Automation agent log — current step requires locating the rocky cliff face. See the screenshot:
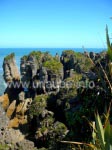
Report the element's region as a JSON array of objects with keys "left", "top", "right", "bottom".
[
  {"left": 3, "top": 53, "right": 20, "bottom": 83},
  {"left": 61, "top": 50, "right": 93, "bottom": 78},
  {"left": 3, "top": 50, "right": 94, "bottom": 96},
  {"left": 20, "top": 51, "right": 64, "bottom": 95},
  {"left": 1, "top": 49, "right": 107, "bottom": 150},
  {"left": 0, "top": 103, "right": 36, "bottom": 150}
]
